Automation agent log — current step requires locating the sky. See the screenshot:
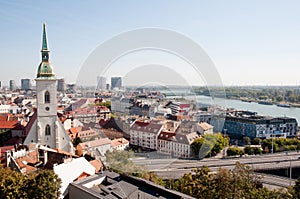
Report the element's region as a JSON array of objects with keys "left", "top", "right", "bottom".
[{"left": 1, "top": 0, "right": 300, "bottom": 87}]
